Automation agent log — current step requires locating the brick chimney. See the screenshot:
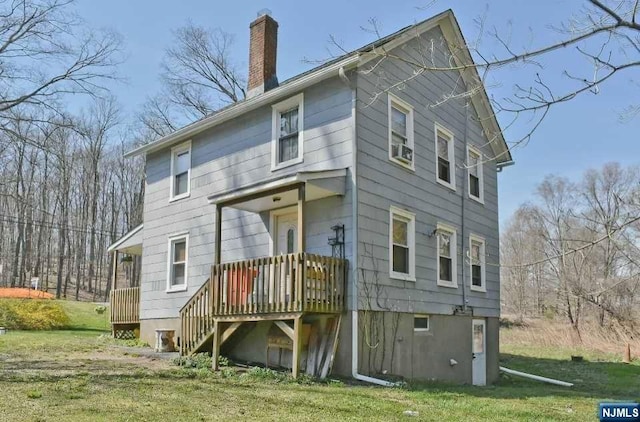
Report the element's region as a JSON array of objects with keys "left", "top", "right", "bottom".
[{"left": 247, "top": 10, "right": 278, "bottom": 98}]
